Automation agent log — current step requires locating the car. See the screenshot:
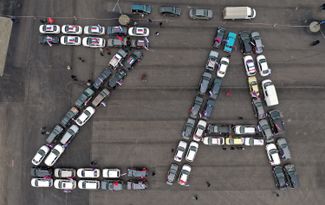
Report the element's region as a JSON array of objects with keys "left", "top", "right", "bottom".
[
  {"left": 107, "top": 26, "right": 128, "bottom": 35},
  {"left": 54, "top": 168, "right": 76, "bottom": 178},
  {"left": 101, "top": 180, "right": 124, "bottom": 191},
  {"left": 39, "top": 24, "right": 60, "bottom": 34},
  {"left": 239, "top": 31, "right": 252, "bottom": 54},
  {"left": 60, "top": 107, "right": 79, "bottom": 128},
  {"left": 131, "top": 4, "right": 152, "bottom": 15},
  {"left": 247, "top": 76, "right": 260, "bottom": 98},
  {"left": 74, "top": 87, "right": 95, "bottom": 109},
  {"left": 75, "top": 106, "right": 95, "bottom": 126},
  {"left": 244, "top": 137, "right": 264, "bottom": 146},
  {"left": 61, "top": 25, "right": 82, "bottom": 35},
  {"left": 213, "top": 27, "right": 226, "bottom": 48},
  {"left": 124, "top": 50, "right": 143, "bottom": 70},
  {"left": 174, "top": 140, "right": 187, "bottom": 162},
  {"left": 84, "top": 25, "right": 105, "bottom": 35},
  {"left": 189, "top": 8, "right": 213, "bottom": 20},
  {"left": 78, "top": 180, "right": 100, "bottom": 190},
  {"left": 44, "top": 144, "right": 65, "bottom": 167},
  {"left": 109, "top": 49, "right": 128, "bottom": 68},
  {"left": 46, "top": 124, "right": 64, "bottom": 144},
  {"left": 202, "top": 136, "right": 225, "bottom": 145},
  {"left": 273, "top": 166, "right": 287, "bottom": 190},
  {"left": 31, "top": 178, "right": 53, "bottom": 188},
  {"left": 206, "top": 124, "right": 231, "bottom": 135},
  {"left": 185, "top": 141, "right": 199, "bottom": 162},
  {"left": 159, "top": 6, "right": 181, "bottom": 16},
  {"left": 225, "top": 137, "right": 244, "bottom": 145},
  {"left": 60, "top": 124, "right": 79, "bottom": 145},
  {"left": 224, "top": 32, "right": 237, "bottom": 53},
  {"left": 130, "top": 38, "right": 149, "bottom": 49},
  {"left": 243, "top": 55, "right": 257, "bottom": 76},
  {"left": 189, "top": 95, "right": 204, "bottom": 119},
  {"left": 102, "top": 168, "right": 121, "bottom": 178},
  {"left": 251, "top": 31, "right": 264, "bottom": 54},
  {"left": 217, "top": 57, "right": 229, "bottom": 78},
  {"left": 193, "top": 119, "right": 207, "bottom": 142},
  {"left": 178, "top": 164, "right": 191, "bottom": 186},
  {"left": 31, "top": 167, "right": 53, "bottom": 177},
  {"left": 166, "top": 163, "right": 179, "bottom": 186},
  {"left": 261, "top": 79, "right": 279, "bottom": 107},
  {"left": 252, "top": 98, "right": 266, "bottom": 120},
  {"left": 209, "top": 78, "right": 222, "bottom": 99},
  {"left": 199, "top": 72, "right": 212, "bottom": 94},
  {"left": 92, "top": 68, "right": 113, "bottom": 90},
  {"left": 91, "top": 88, "right": 110, "bottom": 107},
  {"left": 258, "top": 119, "right": 274, "bottom": 143},
  {"left": 266, "top": 143, "right": 281, "bottom": 166},
  {"left": 256, "top": 55, "right": 271, "bottom": 77},
  {"left": 77, "top": 168, "right": 100, "bottom": 178},
  {"left": 107, "top": 37, "right": 127, "bottom": 47},
  {"left": 276, "top": 137, "right": 291, "bottom": 160},
  {"left": 107, "top": 68, "right": 127, "bottom": 89},
  {"left": 54, "top": 179, "right": 77, "bottom": 190},
  {"left": 202, "top": 98, "right": 216, "bottom": 119},
  {"left": 267, "top": 110, "right": 285, "bottom": 134},
  {"left": 206, "top": 50, "right": 219, "bottom": 71},
  {"left": 233, "top": 125, "right": 256, "bottom": 135},
  {"left": 181, "top": 117, "right": 196, "bottom": 140},
  {"left": 32, "top": 145, "right": 50, "bottom": 165},
  {"left": 60, "top": 36, "right": 81, "bottom": 46},
  {"left": 128, "top": 27, "right": 150, "bottom": 37},
  {"left": 127, "top": 167, "right": 149, "bottom": 178},
  {"left": 126, "top": 179, "right": 148, "bottom": 190},
  {"left": 39, "top": 35, "right": 60, "bottom": 45},
  {"left": 82, "top": 37, "right": 106, "bottom": 48},
  {"left": 283, "top": 164, "right": 299, "bottom": 188}
]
